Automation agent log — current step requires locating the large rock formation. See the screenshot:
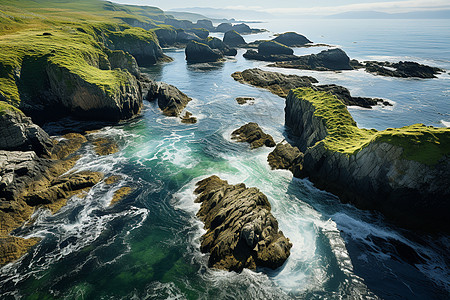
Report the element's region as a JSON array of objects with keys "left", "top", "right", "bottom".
[
  {"left": 153, "top": 27, "right": 178, "bottom": 47},
  {"left": 175, "top": 29, "right": 202, "bottom": 43},
  {"left": 223, "top": 30, "right": 246, "bottom": 47},
  {"left": 146, "top": 82, "right": 192, "bottom": 117},
  {"left": 194, "top": 176, "right": 292, "bottom": 271},
  {"left": 273, "top": 32, "right": 312, "bottom": 47},
  {"left": 207, "top": 37, "right": 237, "bottom": 56},
  {"left": 0, "top": 104, "right": 52, "bottom": 156},
  {"left": 271, "top": 48, "right": 352, "bottom": 71},
  {"left": 231, "top": 123, "right": 276, "bottom": 149},
  {"left": 187, "top": 28, "right": 209, "bottom": 40},
  {"left": 185, "top": 40, "right": 224, "bottom": 63},
  {"left": 285, "top": 88, "right": 450, "bottom": 232},
  {"left": 231, "top": 68, "right": 389, "bottom": 108}
]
